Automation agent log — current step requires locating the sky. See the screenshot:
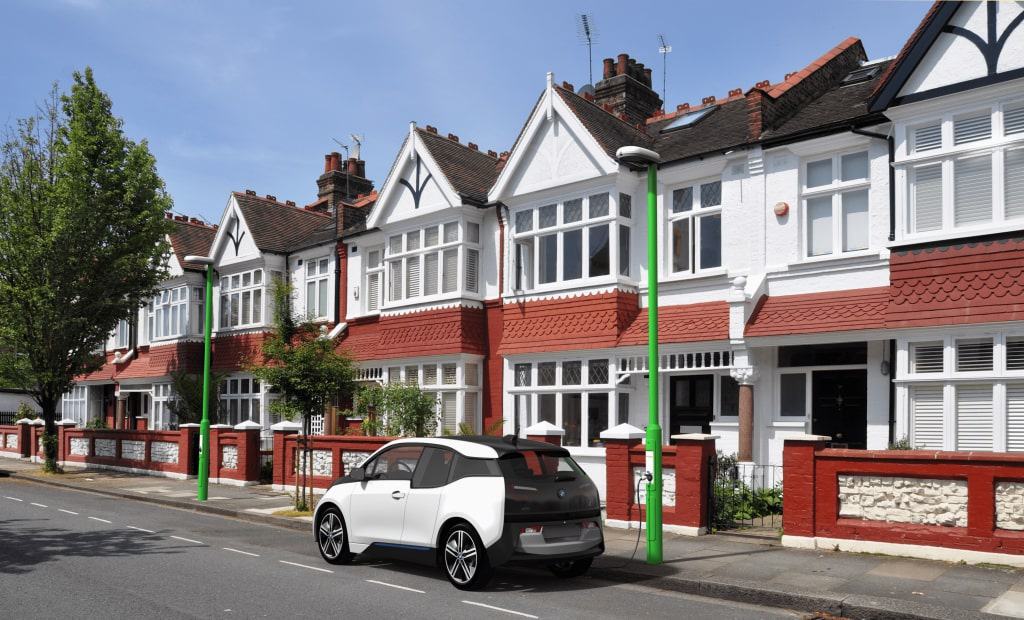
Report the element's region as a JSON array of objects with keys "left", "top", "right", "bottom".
[{"left": 1, "top": 0, "right": 931, "bottom": 223}]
